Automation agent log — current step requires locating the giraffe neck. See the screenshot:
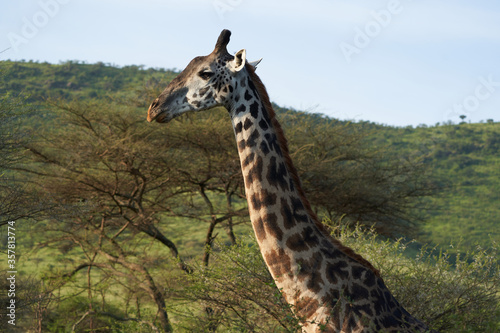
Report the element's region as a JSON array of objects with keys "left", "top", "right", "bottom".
[
  {"left": 224, "top": 65, "right": 433, "bottom": 332},
  {"left": 227, "top": 64, "right": 373, "bottom": 326}
]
